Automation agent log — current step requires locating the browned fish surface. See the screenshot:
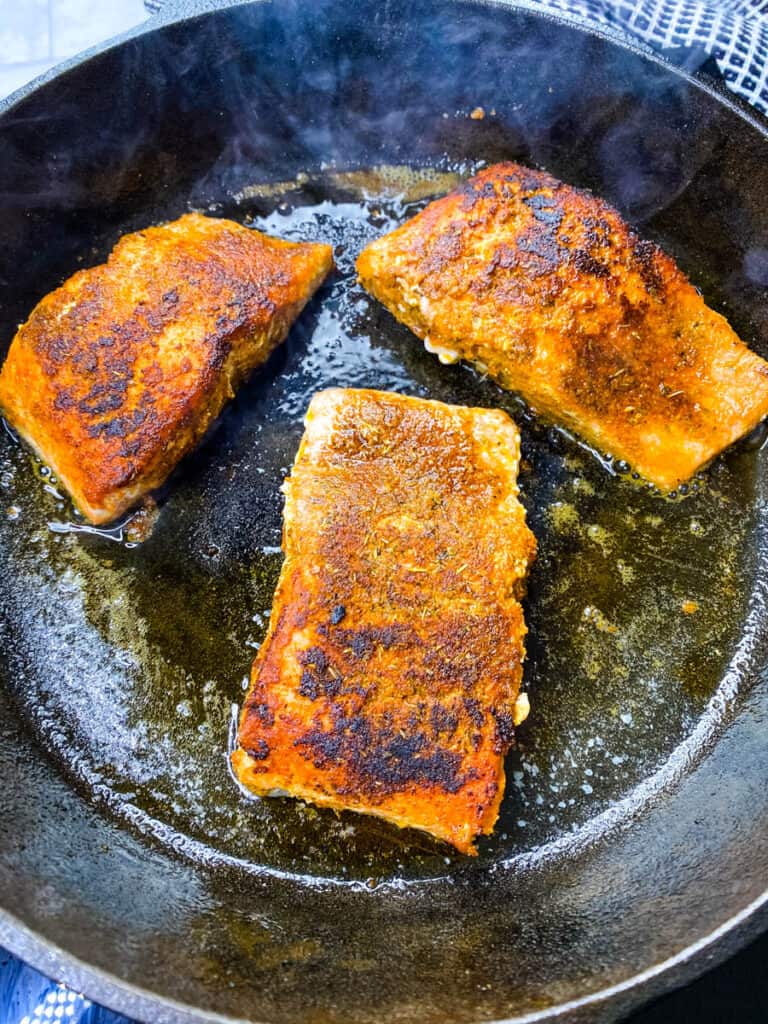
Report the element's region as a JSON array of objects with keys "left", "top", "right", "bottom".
[
  {"left": 232, "top": 388, "right": 536, "bottom": 855},
  {"left": 357, "top": 162, "right": 768, "bottom": 491},
  {"left": 0, "top": 213, "right": 333, "bottom": 523}
]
